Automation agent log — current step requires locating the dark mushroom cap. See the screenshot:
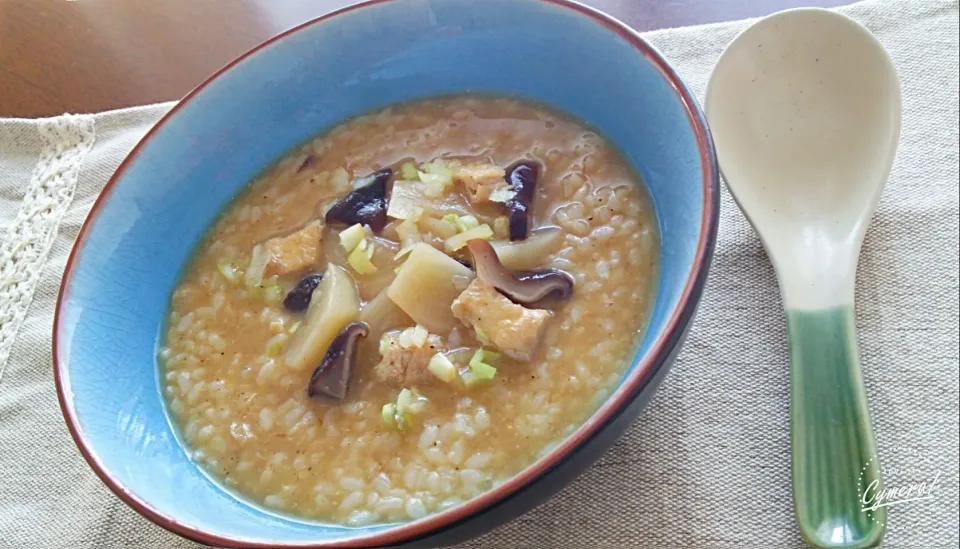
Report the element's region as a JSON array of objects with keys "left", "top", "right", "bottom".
[
  {"left": 324, "top": 168, "right": 392, "bottom": 233},
  {"left": 283, "top": 272, "right": 323, "bottom": 312},
  {"left": 505, "top": 161, "right": 539, "bottom": 241},
  {"left": 467, "top": 239, "right": 574, "bottom": 305},
  {"left": 307, "top": 321, "right": 369, "bottom": 400}
]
